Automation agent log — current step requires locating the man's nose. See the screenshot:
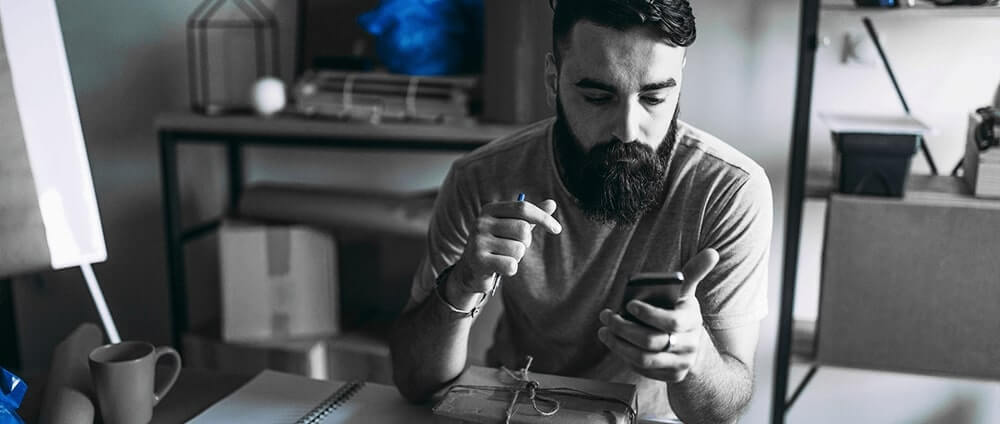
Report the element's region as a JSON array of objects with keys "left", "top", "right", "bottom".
[{"left": 610, "top": 99, "right": 642, "bottom": 144}]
